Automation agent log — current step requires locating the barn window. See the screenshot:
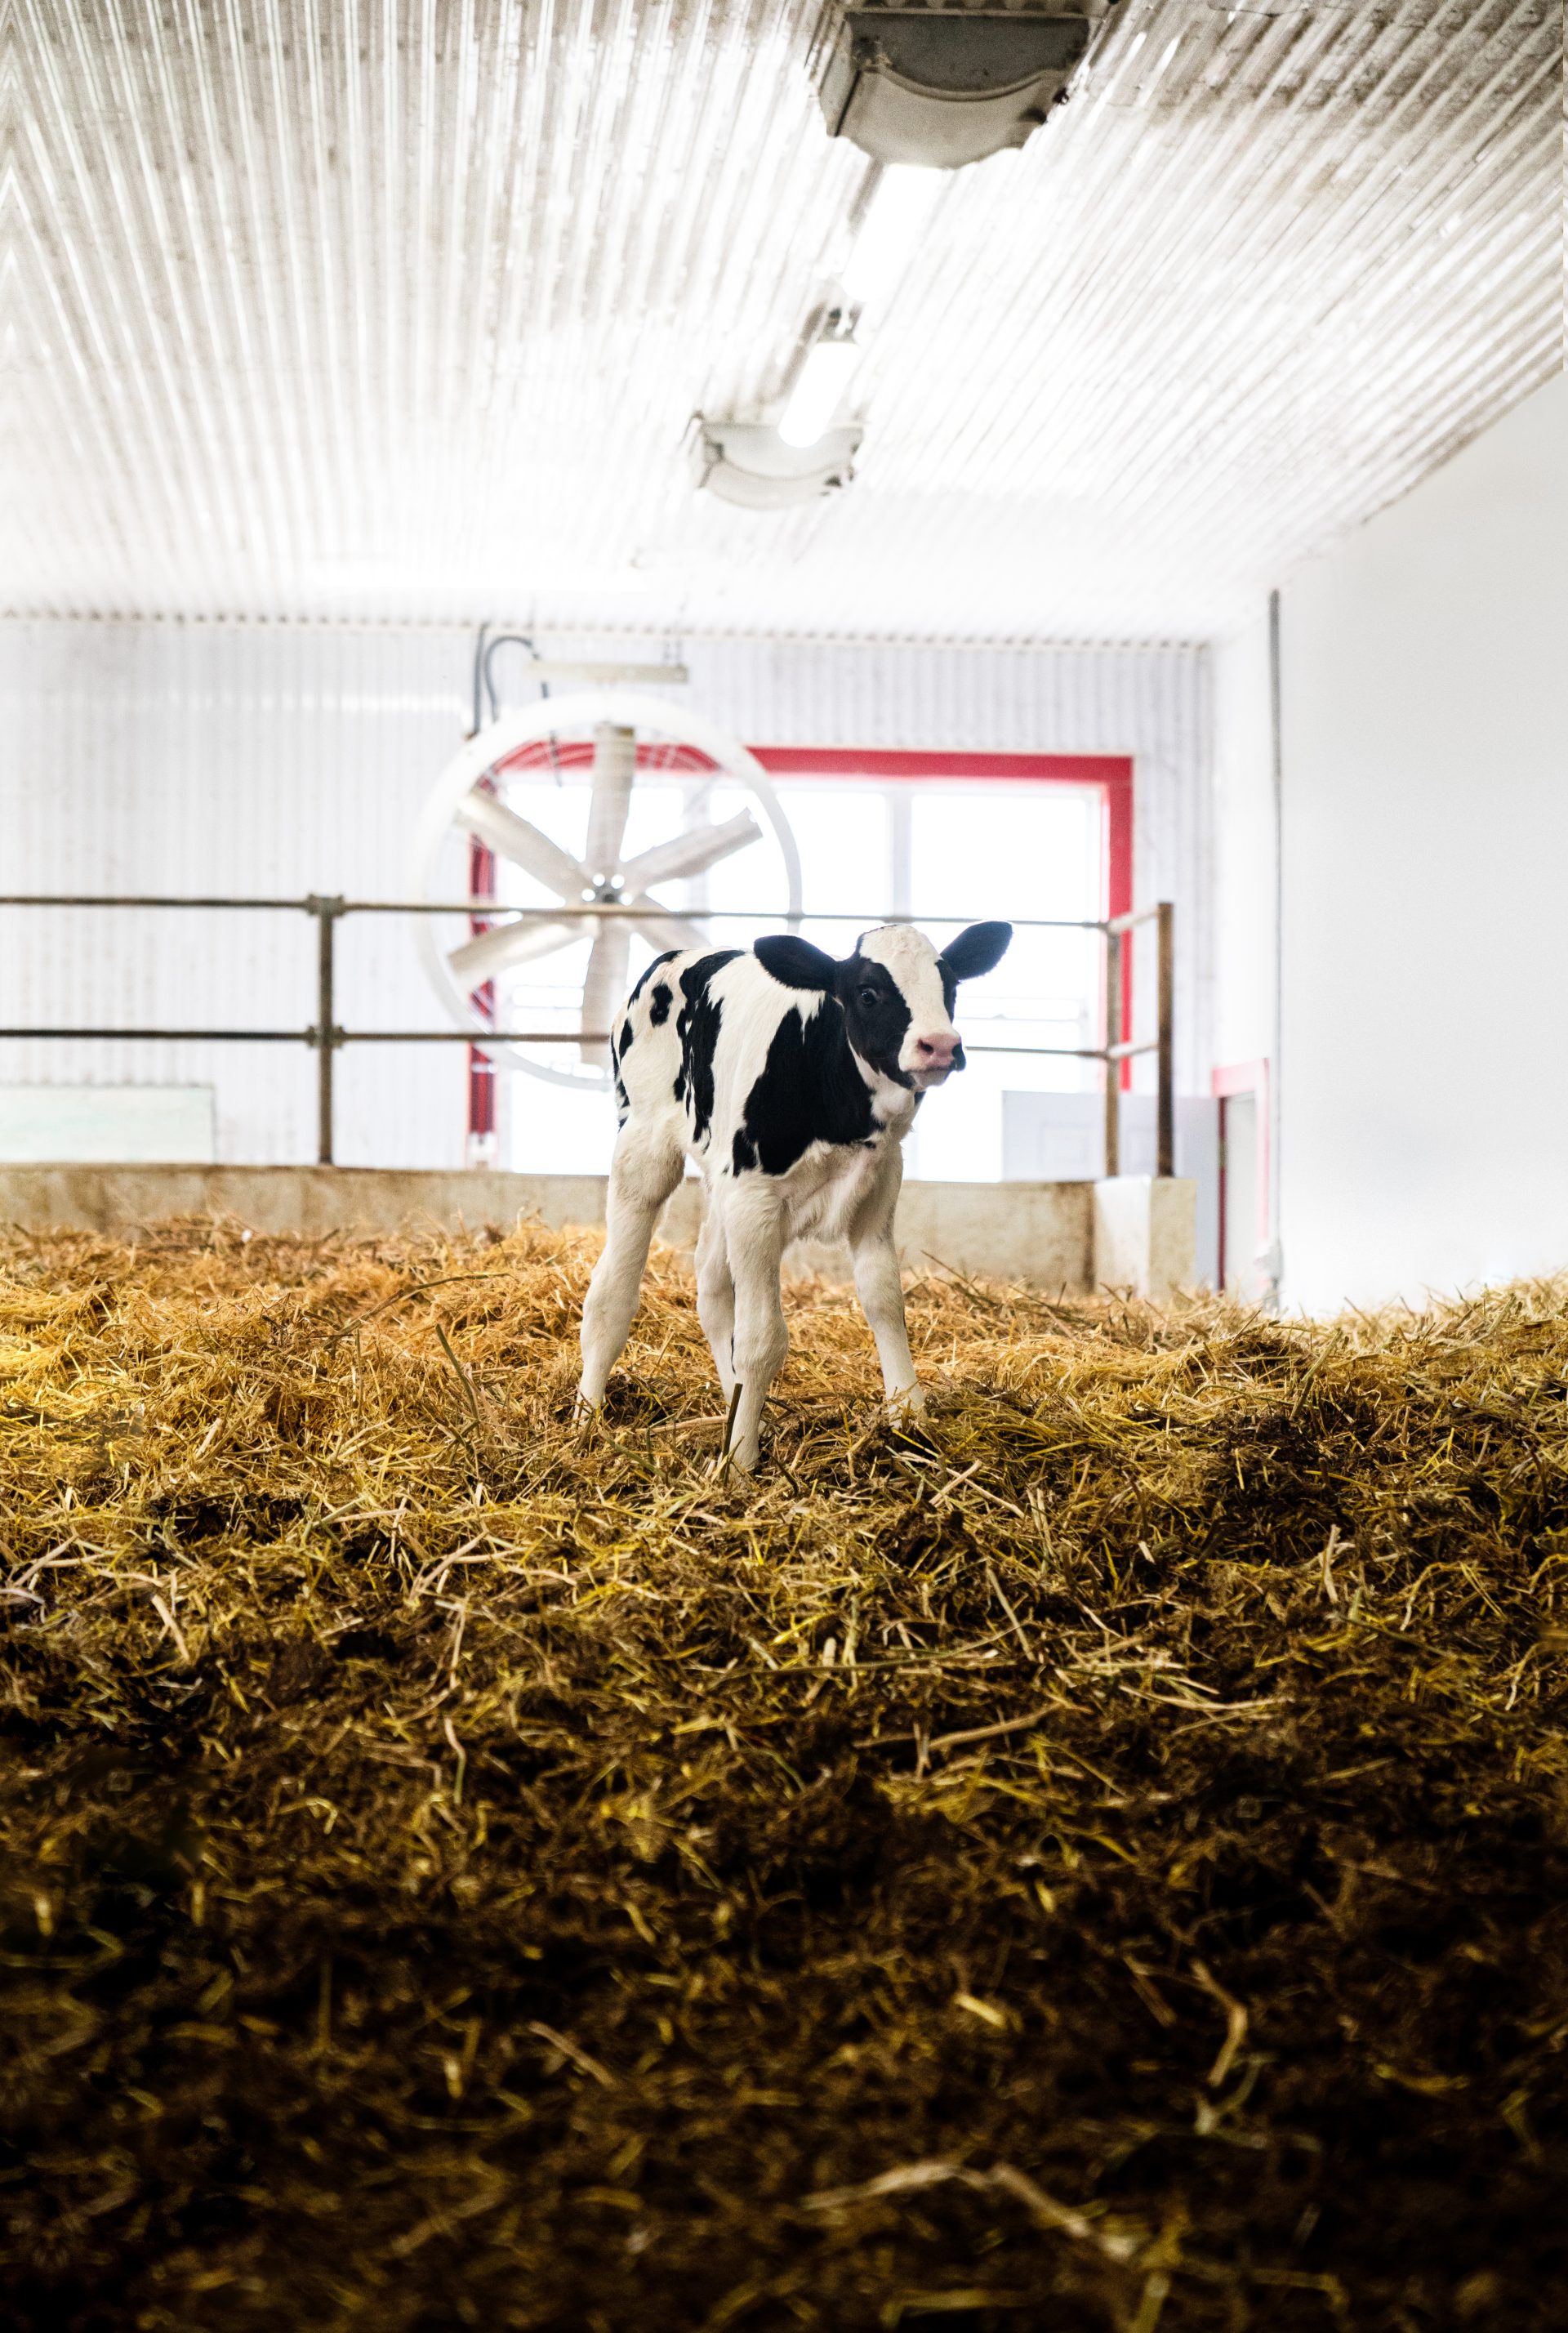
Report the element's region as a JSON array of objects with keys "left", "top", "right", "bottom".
[{"left": 497, "top": 749, "right": 1129, "bottom": 1184}]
